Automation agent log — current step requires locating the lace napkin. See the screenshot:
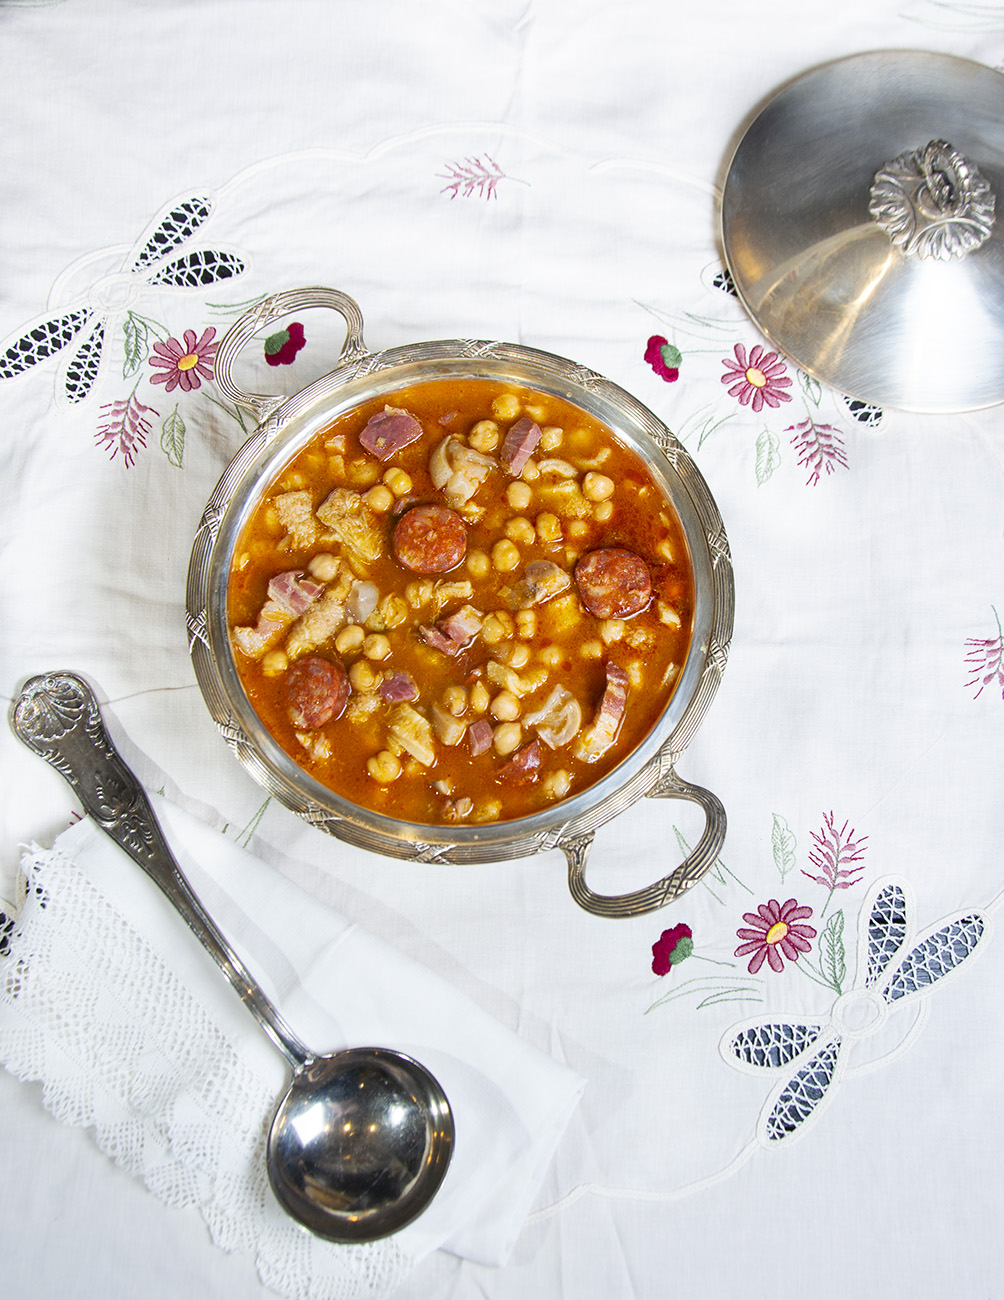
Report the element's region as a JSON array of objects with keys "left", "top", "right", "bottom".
[{"left": 0, "top": 798, "right": 584, "bottom": 1300}]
